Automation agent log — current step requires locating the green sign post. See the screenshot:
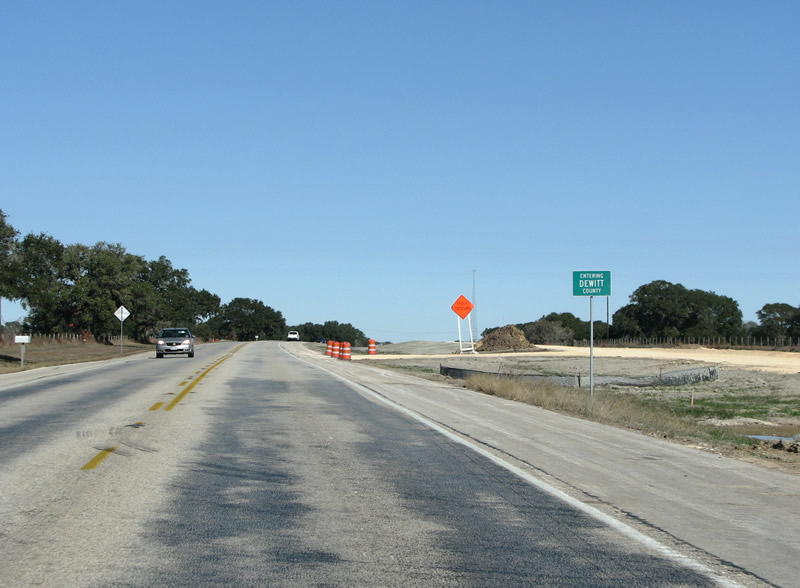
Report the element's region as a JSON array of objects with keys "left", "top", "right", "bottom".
[{"left": 572, "top": 270, "right": 612, "bottom": 400}]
